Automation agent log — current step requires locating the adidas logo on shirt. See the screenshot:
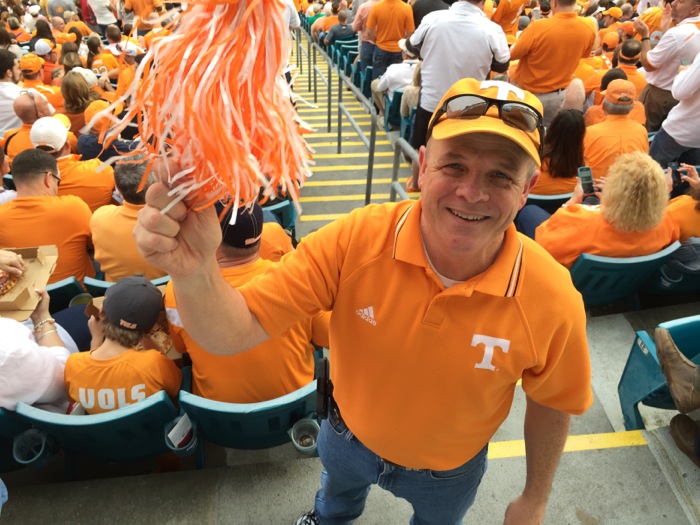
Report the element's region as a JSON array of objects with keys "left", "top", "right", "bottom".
[{"left": 356, "top": 306, "right": 377, "bottom": 326}]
